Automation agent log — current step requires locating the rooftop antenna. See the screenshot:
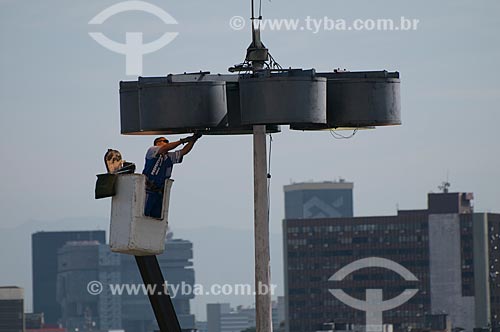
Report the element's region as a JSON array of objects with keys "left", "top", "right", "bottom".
[{"left": 438, "top": 171, "right": 451, "bottom": 193}]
